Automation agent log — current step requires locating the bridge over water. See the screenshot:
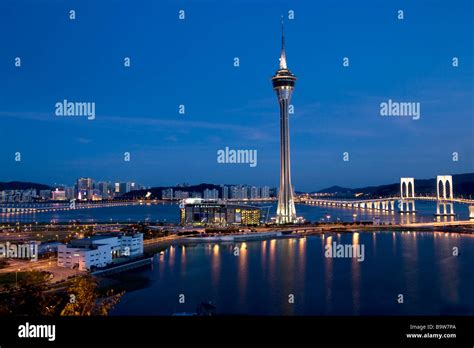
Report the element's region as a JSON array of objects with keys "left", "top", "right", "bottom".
[
  {"left": 0, "top": 200, "right": 140, "bottom": 216},
  {"left": 301, "top": 176, "right": 474, "bottom": 219}
]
